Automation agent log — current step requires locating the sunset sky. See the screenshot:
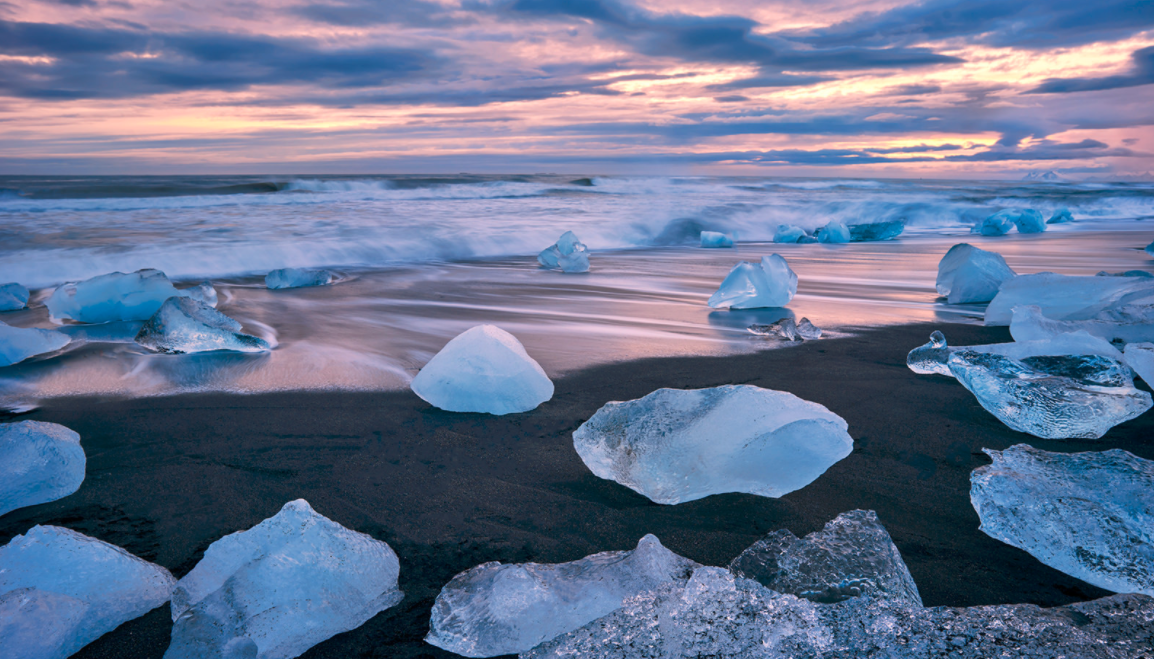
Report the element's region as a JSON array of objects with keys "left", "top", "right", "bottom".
[{"left": 2, "top": 0, "right": 1153, "bottom": 177}]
